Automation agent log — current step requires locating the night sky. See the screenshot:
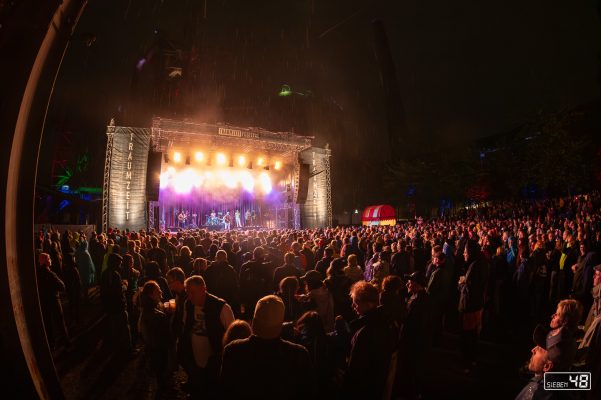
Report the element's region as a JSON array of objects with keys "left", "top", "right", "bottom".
[{"left": 41, "top": 0, "right": 601, "bottom": 212}]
